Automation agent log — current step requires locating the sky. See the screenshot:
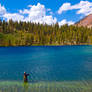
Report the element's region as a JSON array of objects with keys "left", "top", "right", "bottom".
[{"left": 0, "top": 0, "right": 92, "bottom": 26}]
